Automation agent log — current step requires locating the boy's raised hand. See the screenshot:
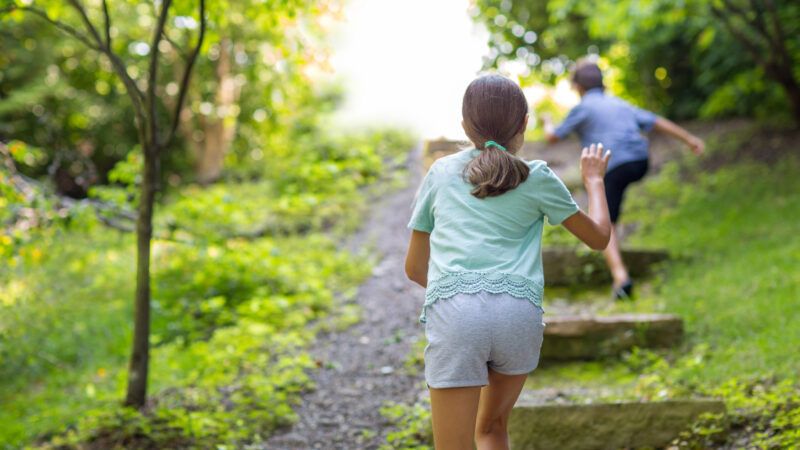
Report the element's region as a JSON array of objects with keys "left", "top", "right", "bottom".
[{"left": 581, "top": 143, "right": 611, "bottom": 184}]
